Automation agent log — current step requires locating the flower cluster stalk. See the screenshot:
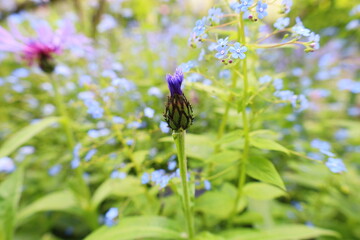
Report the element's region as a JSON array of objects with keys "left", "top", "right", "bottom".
[
  {"left": 231, "top": 13, "right": 250, "bottom": 218},
  {"left": 49, "top": 75, "right": 75, "bottom": 149},
  {"left": 173, "top": 130, "right": 195, "bottom": 239}
]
